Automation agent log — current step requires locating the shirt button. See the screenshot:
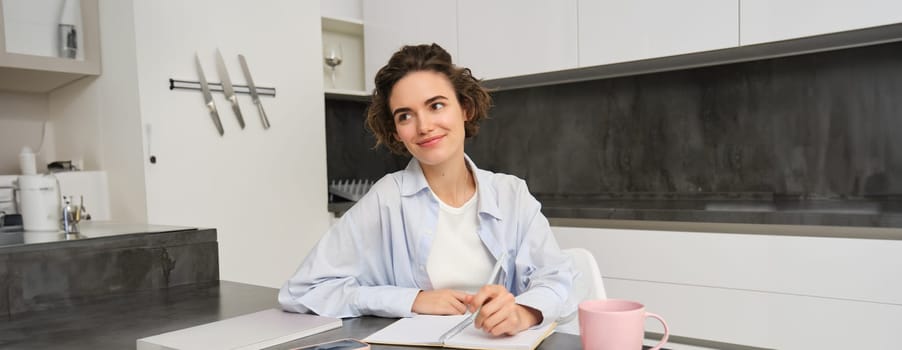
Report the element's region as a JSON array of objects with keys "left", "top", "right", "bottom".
[{"left": 420, "top": 265, "right": 426, "bottom": 271}]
